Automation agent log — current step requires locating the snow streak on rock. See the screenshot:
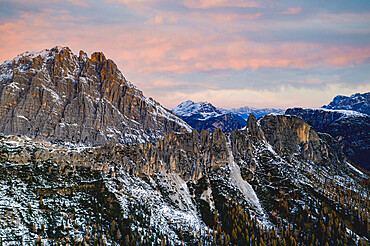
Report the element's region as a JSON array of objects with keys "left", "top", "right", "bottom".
[
  {"left": 226, "top": 139, "right": 264, "bottom": 217},
  {"left": 103, "top": 167, "right": 205, "bottom": 244}
]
